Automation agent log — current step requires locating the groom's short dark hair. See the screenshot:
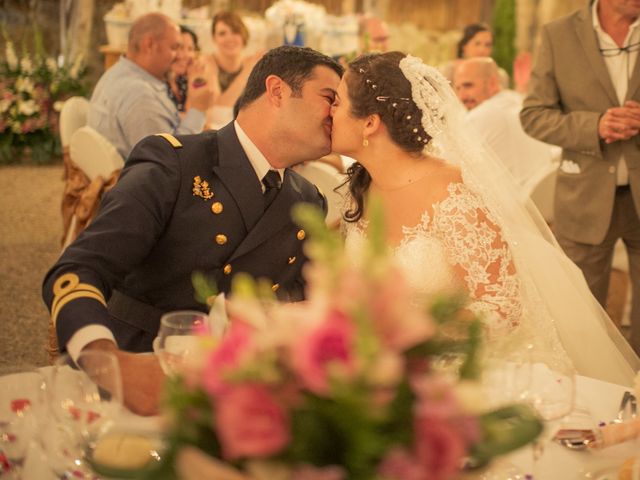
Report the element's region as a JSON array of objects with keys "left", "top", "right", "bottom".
[{"left": 236, "top": 46, "right": 343, "bottom": 110}]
